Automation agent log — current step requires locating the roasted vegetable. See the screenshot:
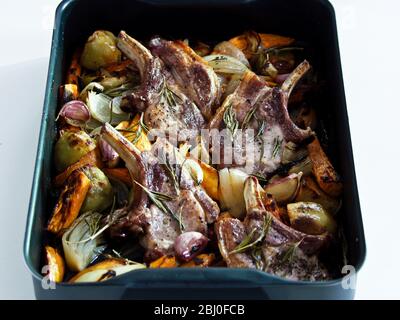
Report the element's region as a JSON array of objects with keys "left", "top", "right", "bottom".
[
  {"left": 54, "top": 148, "right": 103, "bottom": 187},
  {"left": 181, "top": 253, "right": 215, "bottom": 267},
  {"left": 295, "top": 176, "right": 341, "bottom": 215},
  {"left": 62, "top": 211, "right": 106, "bottom": 272},
  {"left": 195, "top": 159, "right": 219, "bottom": 200},
  {"left": 264, "top": 172, "right": 302, "bottom": 204},
  {"left": 44, "top": 246, "right": 65, "bottom": 283},
  {"left": 86, "top": 91, "right": 130, "bottom": 125},
  {"left": 69, "top": 258, "right": 146, "bottom": 283},
  {"left": 54, "top": 130, "right": 96, "bottom": 172},
  {"left": 219, "top": 168, "right": 248, "bottom": 218},
  {"left": 287, "top": 201, "right": 337, "bottom": 235},
  {"left": 58, "top": 84, "right": 79, "bottom": 105},
  {"left": 66, "top": 49, "right": 82, "bottom": 85},
  {"left": 204, "top": 54, "right": 249, "bottom": 76},
  {"left": 103, "top": 168, "right": 132, "bottom": 186},
  {"left": 48, "top": 170, "right": 91, "bottom": 234},
  {"left": 149, "top": 255, "right": 179, "bottom": 268},
  {"left": 57, "top": 100, "right": 91, "bottom": 128},
  {"left": 80, "top": 166, "right": 114, "bottom": 213},
  {"left": 116, "top": 113, "right": 152, "bottom": 152},
  {"left": 174, "top": 231, "right": 209, "bottom": 262},
  {"left": 307, "top": 137, "right": 343, "bottom": 197},
  {"left": 80, "top": 31, "right": 121, "bottom": 70},
  {"left": 99, "top": 136, "right": 120, "bottom": 168},
  {"left": 229, "top": 32, "right": 294, "bottom": 59}
]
